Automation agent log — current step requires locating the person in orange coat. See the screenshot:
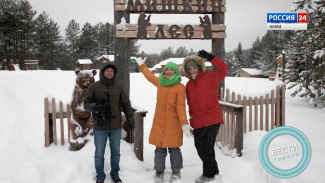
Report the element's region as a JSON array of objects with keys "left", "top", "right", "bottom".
[{"left": 136, "top": 58, "right": 192, "bottom": 183}]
